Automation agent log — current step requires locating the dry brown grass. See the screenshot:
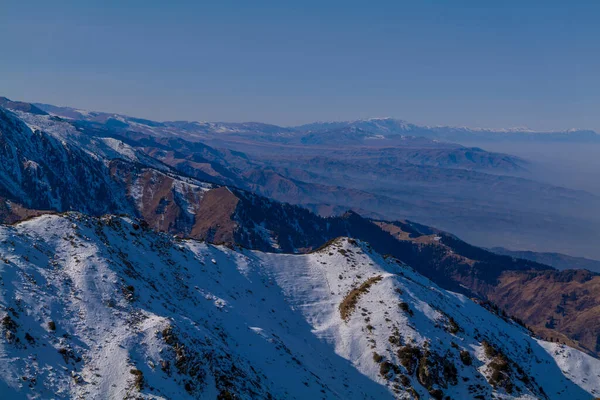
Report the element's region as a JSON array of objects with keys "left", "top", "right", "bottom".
[
  {"left": 0, "top": 196, "right": 49, "bottom": 224},
  {"left": 339, "top": 275, "right": 383, "bottom": 321},
  {"left": 136, "top": 171, "right": 181, "bottom": 232},
  {"left": 130, "top": 369, "right": 144, "bottom": 390},
  {"left": 490, "top": 269, "right": 600, "bottom": 355},
  {"left": 373, "top": 221, "right": 413, "bottom": 241}
]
